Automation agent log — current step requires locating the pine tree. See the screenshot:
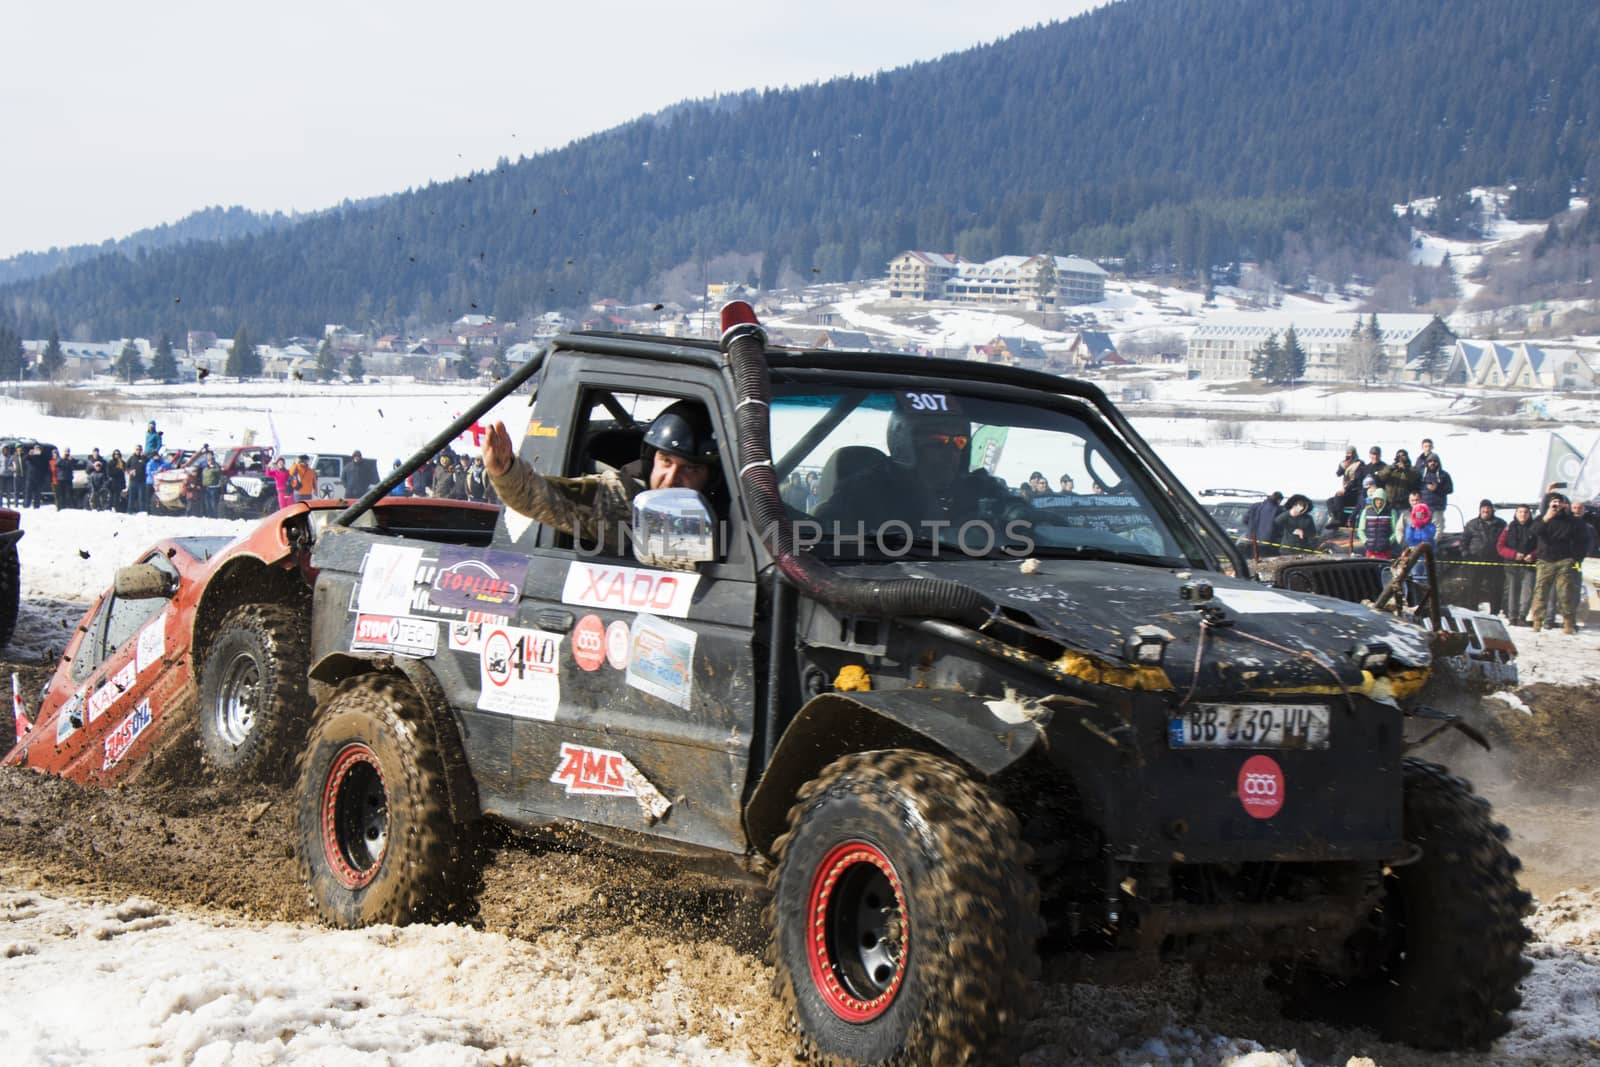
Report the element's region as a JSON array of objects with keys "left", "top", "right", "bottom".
[
  {"left": 457, "top": 342, "right": 477, "bottom": 380},
  {"left": 316, "top": 336, "right": 340, "bottom": 381},
  {"left": 1364, "top": 314, "right": 1387, "bottom": 381},
  {"left": 1418, "top": 333, "right": 1451, "bottom": 384},
  {"left": 39, "top": 329, "right": 65, "bottom": 381},
  {"left": 1251, "top": 332, "right": 1281, "bottom": 381},
  {"left": 0, "top": 323, "right": 23, "bottom": 380},
  {"left": 1033, "top": 255, "right": 1058, "bottom": 310},
  {"left": 150, "top": 332, "right": 179, "bottom": 383},
  {"left": 113, "top": 340, "right": 145, "bottom": 383},
  {"left": 347, "top": 352, "right": 365, "bottom": 380},
  {"left": 1281, "top": 325, "right": 1307, "bottom": 382},
  {"left": 226, "top": 327, "right": 261, "bottom": 379},
  {"left": 490, "top": 343, "right": 511, "bottom": 379}
]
